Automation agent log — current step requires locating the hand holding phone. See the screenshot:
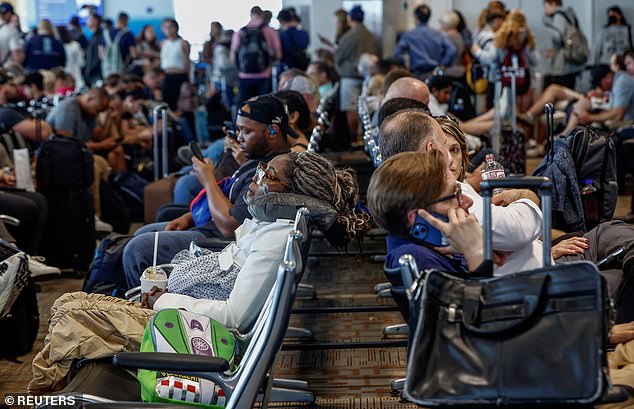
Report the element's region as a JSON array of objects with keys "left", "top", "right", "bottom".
[
  {"left": 223, "top": 121, "right": 238, "bottom": 140},
  {"left": 410, "top": 212, "right": 450, "bottom": 247},
  {"left": 189, "top": 142, "right": 205, "bottom": 162}
]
